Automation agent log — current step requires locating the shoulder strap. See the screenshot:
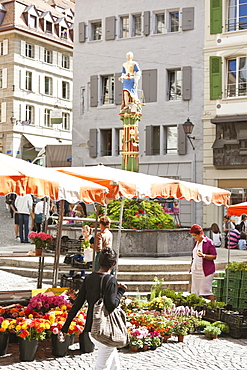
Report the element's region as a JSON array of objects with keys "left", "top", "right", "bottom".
[{"left": 100, "top": 274, "right": 113, "bottom": 298}]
